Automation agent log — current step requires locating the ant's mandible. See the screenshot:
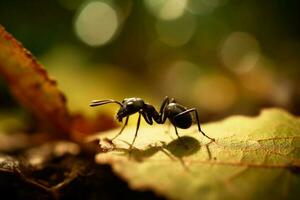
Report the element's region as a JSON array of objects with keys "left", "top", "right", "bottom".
[{"left": 90, "top": 97, "right": 215, "bottom": 148}]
